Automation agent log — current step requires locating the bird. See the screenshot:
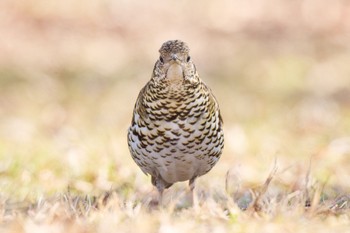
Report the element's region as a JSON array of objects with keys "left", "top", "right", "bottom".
[{"left": 127, "top": 40, "right": 224, "bottom": 205}]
